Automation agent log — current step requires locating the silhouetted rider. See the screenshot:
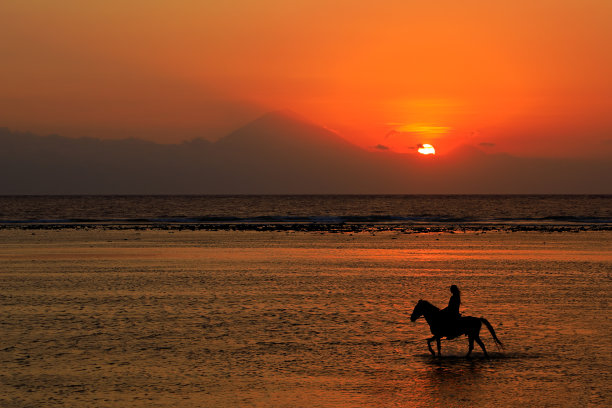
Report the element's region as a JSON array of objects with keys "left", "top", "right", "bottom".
[{"left": 440, "top": 285, "right": 461, "bottom": 336}]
